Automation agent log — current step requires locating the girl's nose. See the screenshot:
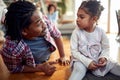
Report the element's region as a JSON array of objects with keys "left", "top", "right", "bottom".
[{"left": 76, "top": 19, "right": 79, "bottom": 23}]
